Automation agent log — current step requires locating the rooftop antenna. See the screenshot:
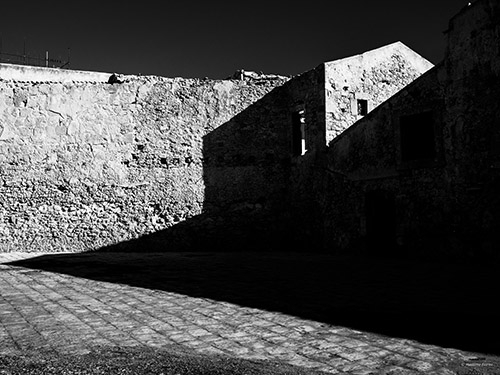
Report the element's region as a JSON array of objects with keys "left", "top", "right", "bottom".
[{"left": 61, "top": 47, "right": 71, "bottom": 68}]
